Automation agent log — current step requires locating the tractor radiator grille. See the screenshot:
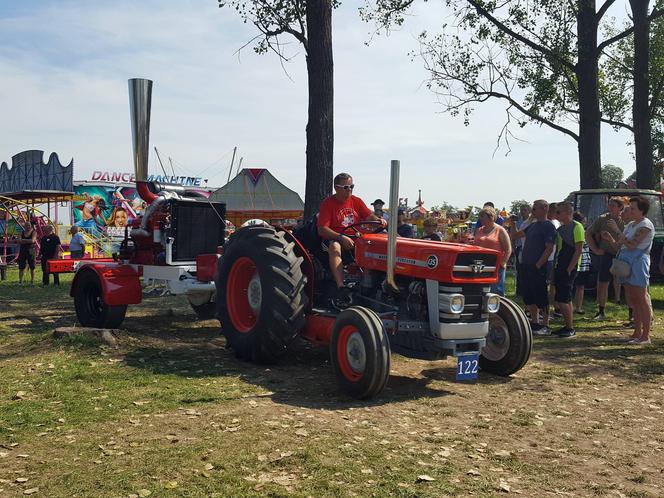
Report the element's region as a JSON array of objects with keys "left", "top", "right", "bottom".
[{"left": 452, "top": 252, "right": 497, "bottom": 279}]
